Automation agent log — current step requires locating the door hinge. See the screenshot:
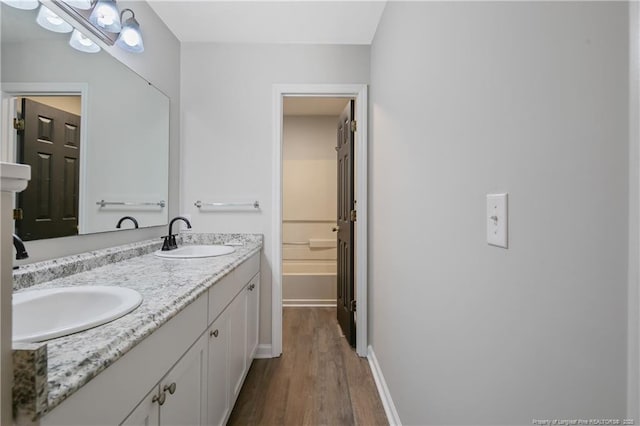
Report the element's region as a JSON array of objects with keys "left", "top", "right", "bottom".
[
  {"left": 350, "top": 300, "right": 357, "bottom": 312},
  {"left": 350, "top": 209, "right": 357, "bottom": 222},
  {"left": 350, "top": 120, "right": 357, "bottom": 132},
  {"left": 13, "top": 208, "right": 23, "bottom": 220},
  {"left": 13, "top": 118, "right": 24, "bottom": 131}
]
